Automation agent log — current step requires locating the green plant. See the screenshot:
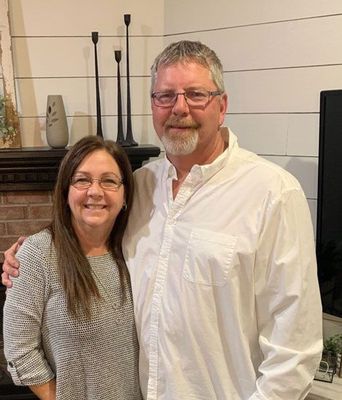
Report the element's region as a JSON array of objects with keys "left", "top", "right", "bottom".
[
  {"left": 324, "top": 334, "right": 342, "bottom": 355},
  {"left": 0, "top": 94, "right": 18, "bottom": 145}
]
